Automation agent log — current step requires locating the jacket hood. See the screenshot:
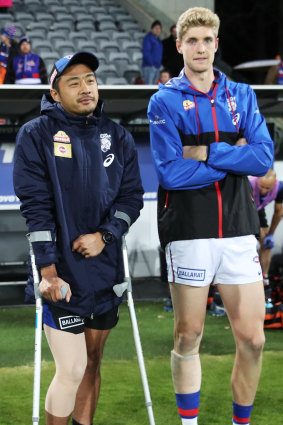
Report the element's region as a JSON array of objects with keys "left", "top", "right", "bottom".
[
  {"left": 159, "top": 68, "right": 227, "bottom": 95},
  {"left": 40, "top": 93, "right": 104, "bottom": 125}
]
